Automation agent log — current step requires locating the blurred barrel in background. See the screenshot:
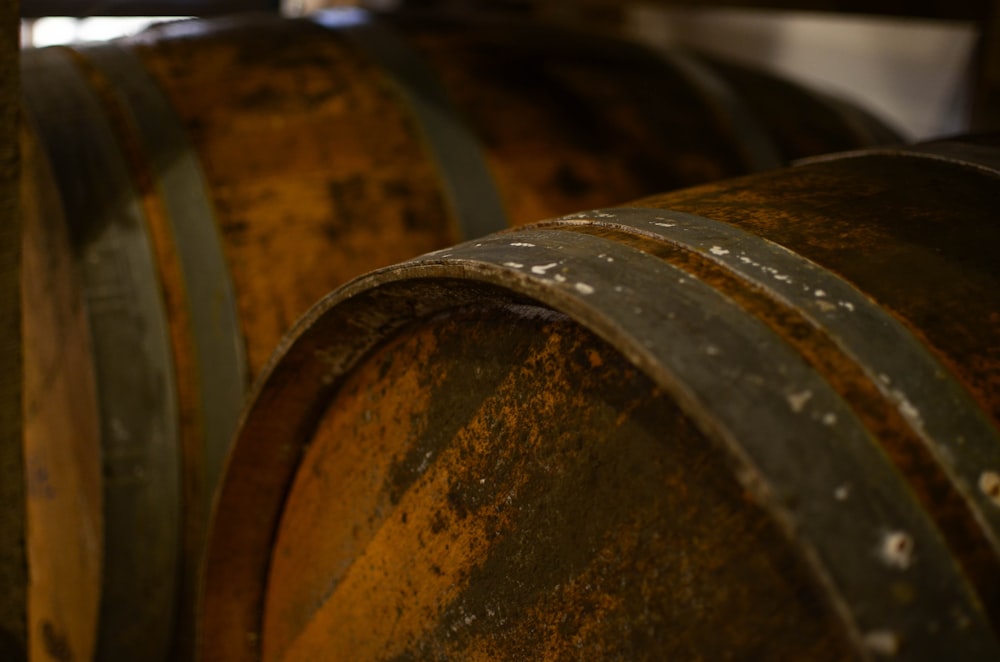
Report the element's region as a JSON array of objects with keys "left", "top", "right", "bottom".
[
  {"left": 19, "top": 125, "right": 103, "bottom": 662},
  {"left": 19, "top": 7, "right": 899, "bottom": 660},
  {"left": 201, "top": 136, "right": 1000, "bottom": 660}
]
